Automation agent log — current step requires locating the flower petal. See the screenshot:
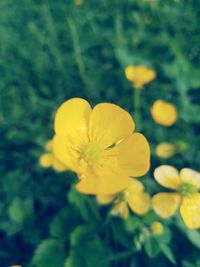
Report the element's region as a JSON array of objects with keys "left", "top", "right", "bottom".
[
  {"left": 127, "top": 192, "right": 151, "bottom": 215},
  {"left": 54, "top": 98, "right": 91, "bottom": 137},
  {"left": 180, "top": 194, "right": 200, "bottom": 229},
  {"left": 53, "top": 134, "right": 84, "bottom": 172},
  {"left": 88, "top": 103, "right": 135, "bottom": 148},
  {"left": 180, "top": 168, "right": 200, "bottom": 189},
  {"left": 154, "top": 165, "right": 181, "bottom": 189},
  {"left": 96, "top": 194, "right": 115, "bottom": 205},
  {"left": 152, "top": 193, "right": 180, "bottom": 218},
  {"left": 76, "top": 168, "right": 133, "bottom": 195},
  {"left": 118, "top": 133, "right": 150, "bottom": 177}
]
